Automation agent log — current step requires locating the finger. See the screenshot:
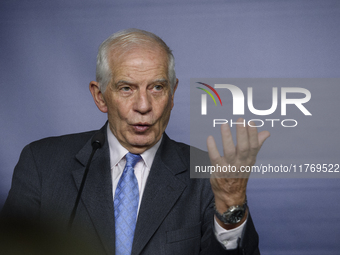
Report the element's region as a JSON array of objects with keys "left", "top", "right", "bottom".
[
  {"left": 247, "top": 121, "right": 260, "bottom": 157},
  {"left": 220, "top": 123, "right": 236, "bottom": 162},
  {"left": 258, "top": 130, "right": 271, "bottom": 148},
  {"left": 207, "top": 135, "right": 221, "bottom": 165},
  {"left": 235, "top": 118, "right": 249, "bottom": 159}
]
